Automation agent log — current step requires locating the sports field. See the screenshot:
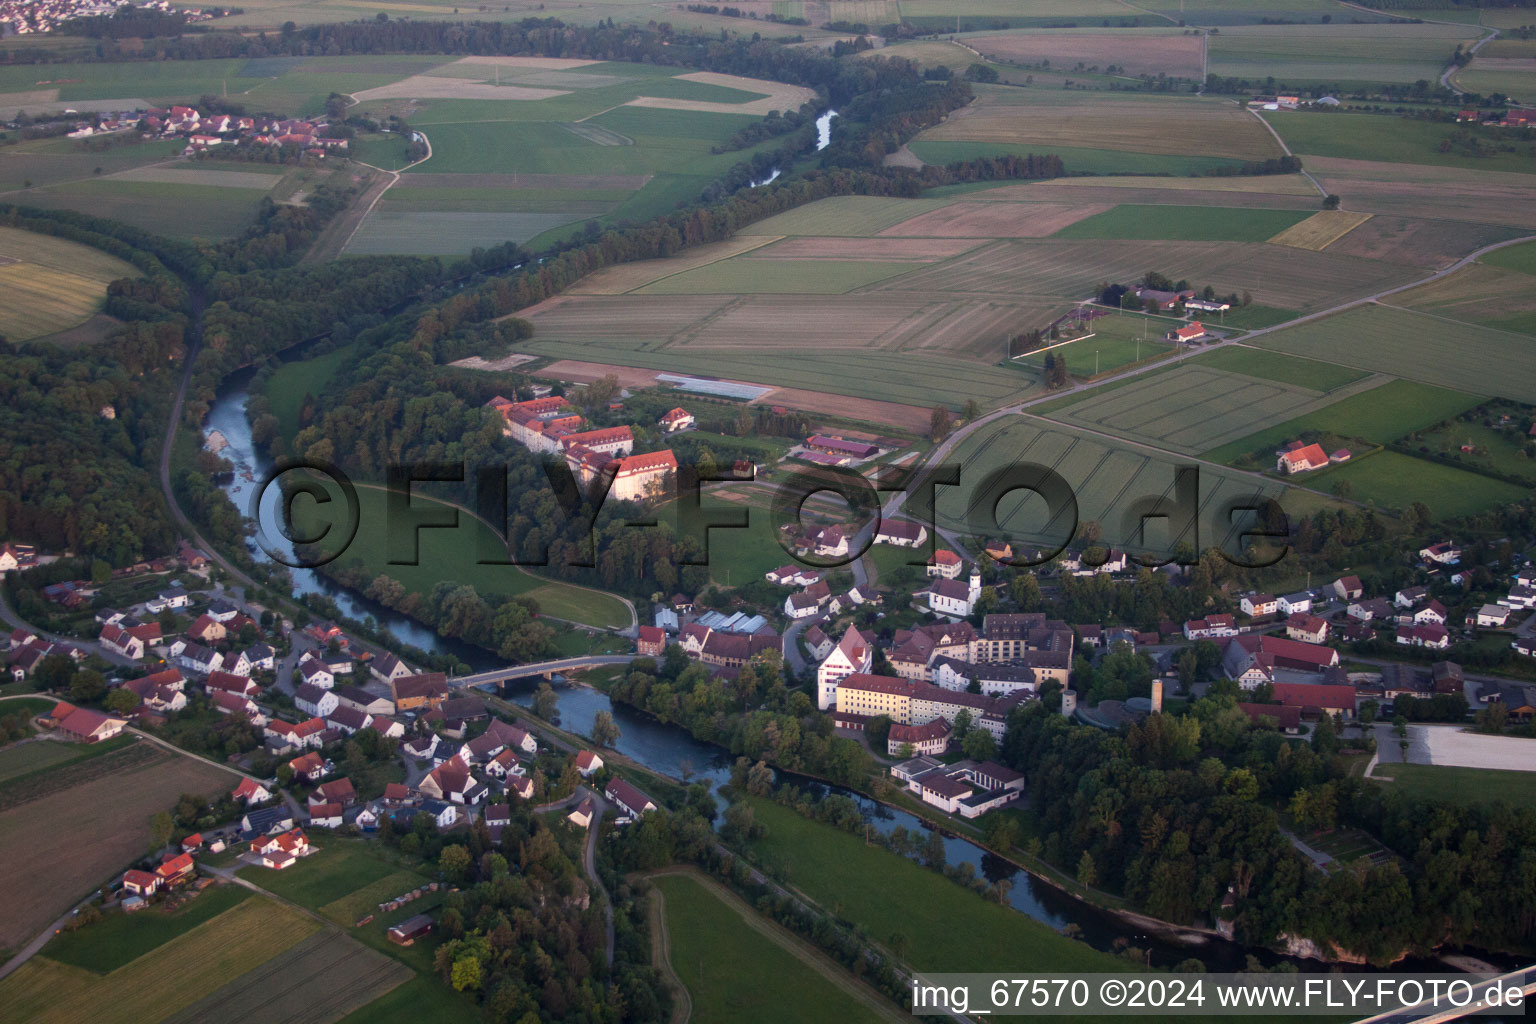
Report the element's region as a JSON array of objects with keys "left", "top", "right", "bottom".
[
  {"left": 1252, "top": 304, "right": 1536, "bottom": 403},
  {"left": 1051, "top": 204, "right": 1311, "bottom": 242},
  {"left": 0, "top": 225, "right": 138, "bottom": 342},
  {"left": 651, "top": 870, "right": 906, "bottom": 1024},
  {"left": 1017, "top": 324, "right": 1178, "bottom": 380},
  {"left": 300, "top": 484, "right": 633, "bottom": 630}
]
